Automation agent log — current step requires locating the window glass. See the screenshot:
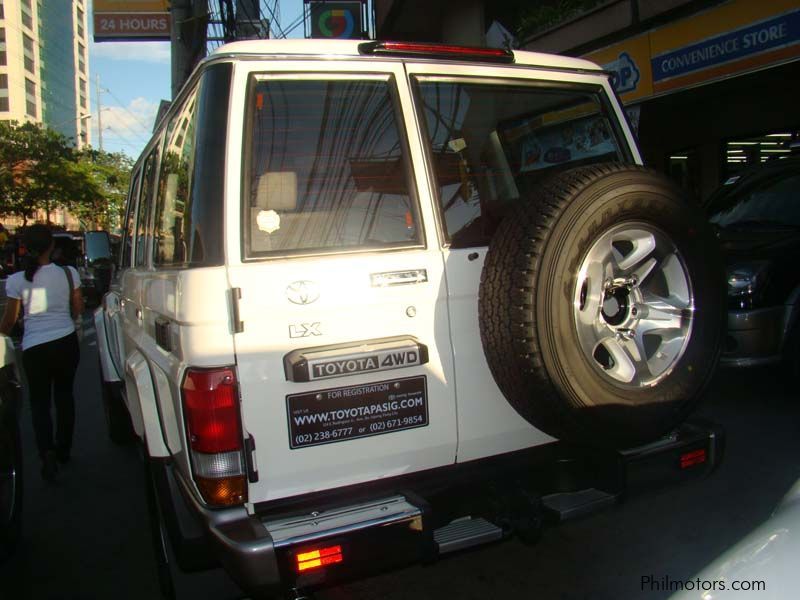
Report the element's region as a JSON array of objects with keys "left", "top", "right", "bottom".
[
  {"left": 244, "top": 76, "right": 420, "bottom": 256},
  {"left": 414, "top": 79, "right": 626, "bottom": 248},
  {"left": 121, "top": 170, "right": 142, "bottom": 268},
  {"left": 153, "top": 87, "right": 199, "bottom": 266},
  {"left": 135, "top": 148, "right": 160, "bottom": 267},
  {"left": 709, "top": 172, "right": 800, "bottom": 229}
]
